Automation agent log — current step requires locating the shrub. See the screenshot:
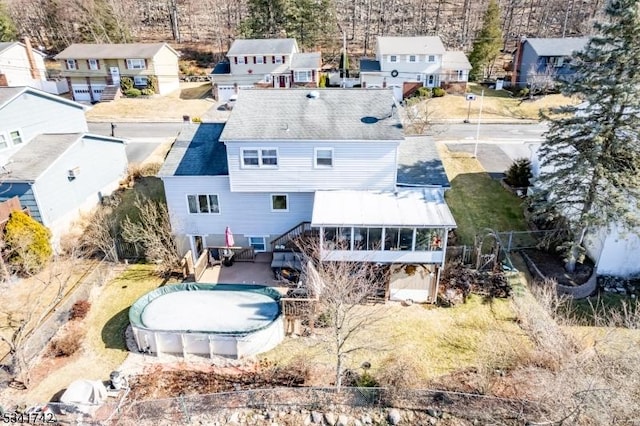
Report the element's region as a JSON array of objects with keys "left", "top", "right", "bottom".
[
  {"left": 140, "top": 88, "right": 155, "bottom": 96},
  {"left": 125, "top": 88, "right": 141, "bottom": 97},
  {"left": 120, "top": 76, "right": 133, "bottom": 91},
  {"left": 147, "top": 76, "right": 158, "bottom": 93},
  {"left": 49, "top": 323, "right": 86, "bottom": 358},
  {"left": 70, "top": 300, "right": 91, "bottom": 320},
  {"left": 4, "top": 211, "right": 52, "bottom": 275},
  {"left": 191, "top": 116, "right": 202, "bottom": 123},
  {"left": 517, "top": 87, "right": 530, "bottom": 98},
  {"left": 416, "top": 87, "right": 432, "bottom": 98},
  {"left": 432, "top": 87, "right": 446, "bottom": 97},
  {"left": 505, "top": 158, "right": 532, "bottom": 188},
  {"left": 318, "top": 73, "right": 327, "bottom": 88}
]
